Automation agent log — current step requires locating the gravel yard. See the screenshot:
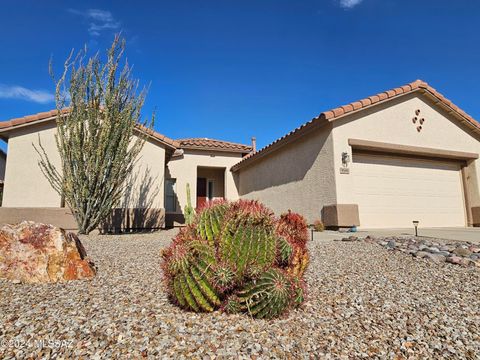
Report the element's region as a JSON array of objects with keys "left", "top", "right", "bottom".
[{"left": 1, "top": 229, "right": 479, "bottom": 359}]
